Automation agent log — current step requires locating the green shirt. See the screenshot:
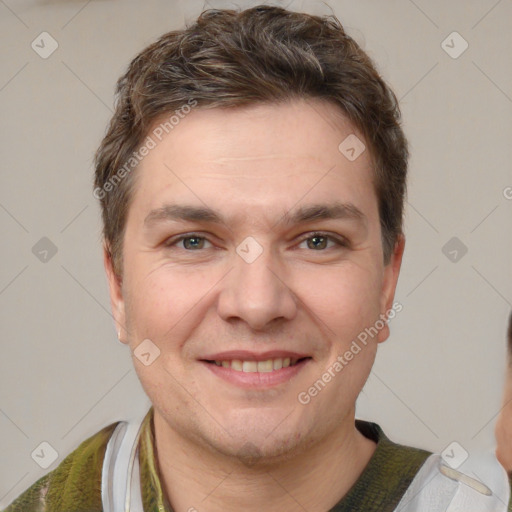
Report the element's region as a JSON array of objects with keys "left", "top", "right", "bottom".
[{"left": 2, "top": 407, "right": 431, "bottom": 512}]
